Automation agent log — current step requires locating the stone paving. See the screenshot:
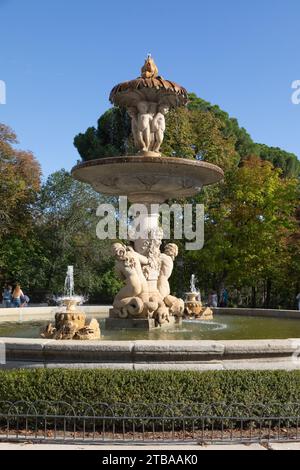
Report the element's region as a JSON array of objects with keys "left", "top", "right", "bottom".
[
  {"left": 0, "top": 442, "right": 300, "bottom": 452},
  {"left": 0, "top": 442, "right": 267, "bottom": 451},
  {"left": 1, "top": 442, "right": 300, "bottom": 450}
]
